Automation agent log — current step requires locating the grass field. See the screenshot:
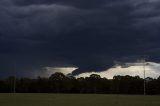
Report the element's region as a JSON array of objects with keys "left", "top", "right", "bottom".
[{"left": 0, "top": 93, "right": 160, "bottom": 106}]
